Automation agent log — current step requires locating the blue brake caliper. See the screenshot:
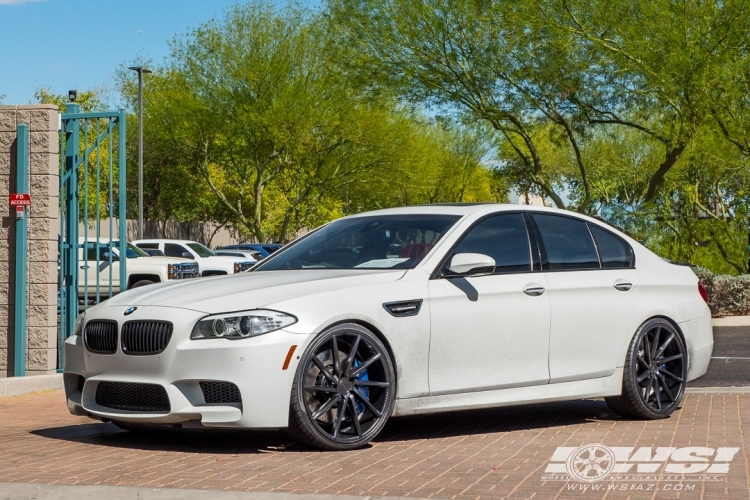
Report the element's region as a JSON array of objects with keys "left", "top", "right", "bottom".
[{"left": 352, "top": 359, "right": 369, "bottom": 414}]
